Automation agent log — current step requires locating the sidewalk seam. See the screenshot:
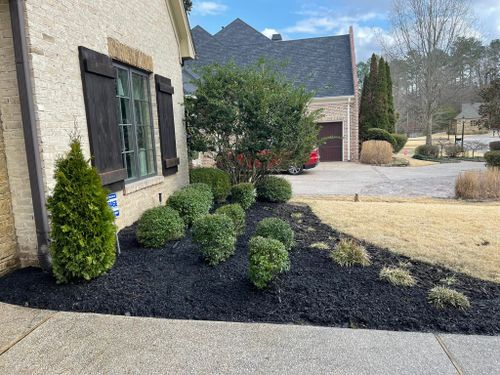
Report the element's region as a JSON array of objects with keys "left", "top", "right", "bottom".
[
  {"left": 434, "top": 334, "right": 464, "bottom": 375},
  {"left": 0, "top": 311, "right": 58, "bottom": 357}
]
